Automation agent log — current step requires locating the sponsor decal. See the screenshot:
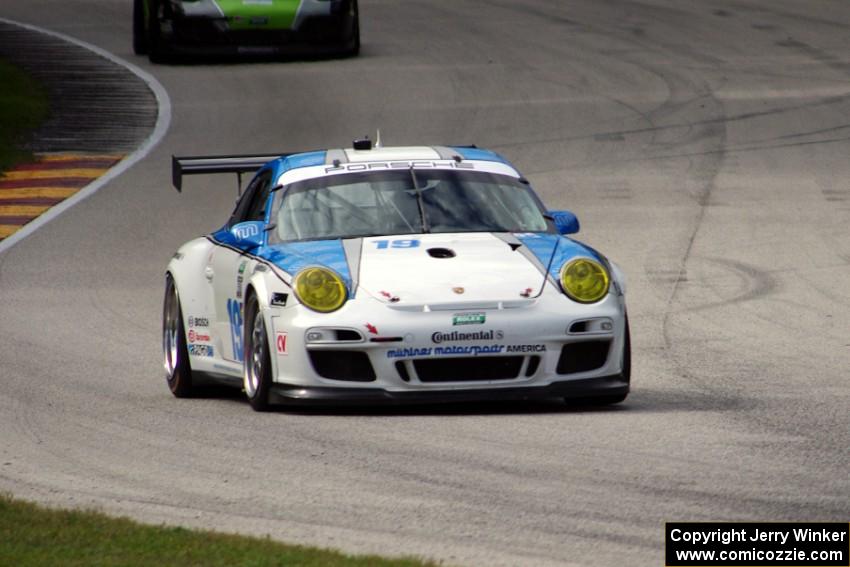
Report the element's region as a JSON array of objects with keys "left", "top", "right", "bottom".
[
  {"left": 386, "top": 344, "right": 506, "bottom": 358},
  {"left": 372, "top": 239, "right": 420, "bottom": 250},
  {"left": 188, "top": 344, "right": 214, "bottom": 357},
  {"left": 452, "top": 312, "right": 485, "bottom": 326},
  {"left": 506, "top": 344, "right": 547, "bottom": 353},
  {"left": 434, "top": 345, "right": 505, "bottom": 356},
  {"left": 325, "top": 160, "right": 475, "bottom": 174},
  {"left": 271, "top": 292, "right": 288, "bottom": 307},
  {"left": 227, "top": 298, "right": 244, "bottom": 362},
  {"left": 187, "top": 329, "right": 211, "bottom": 343},
  {"left": 276, "top": 332, "right": 288, "bottom": 355},
  {"left": 365, "top": 323, "right": 379, "bottom": 335},
  {"left": 236, "top": 261, "right": 247, "bottom": 299},
  {"left": 520, "top": 287, "right": 533, "bottom": 298},
  {"left": 387, "top": 347, "right": 433, "bottom": 358},
  {"left": 188, "top": 316, "right": 209, "bottom": 328},
  {"left": 431, "top": 329, "right": 503, "bottom": 344},
  {"left": 452, "top": 286, "right": 465, "bottom": 295},
  {"left": 234, "top": 224, "right": 259, "bottom": 239}
]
